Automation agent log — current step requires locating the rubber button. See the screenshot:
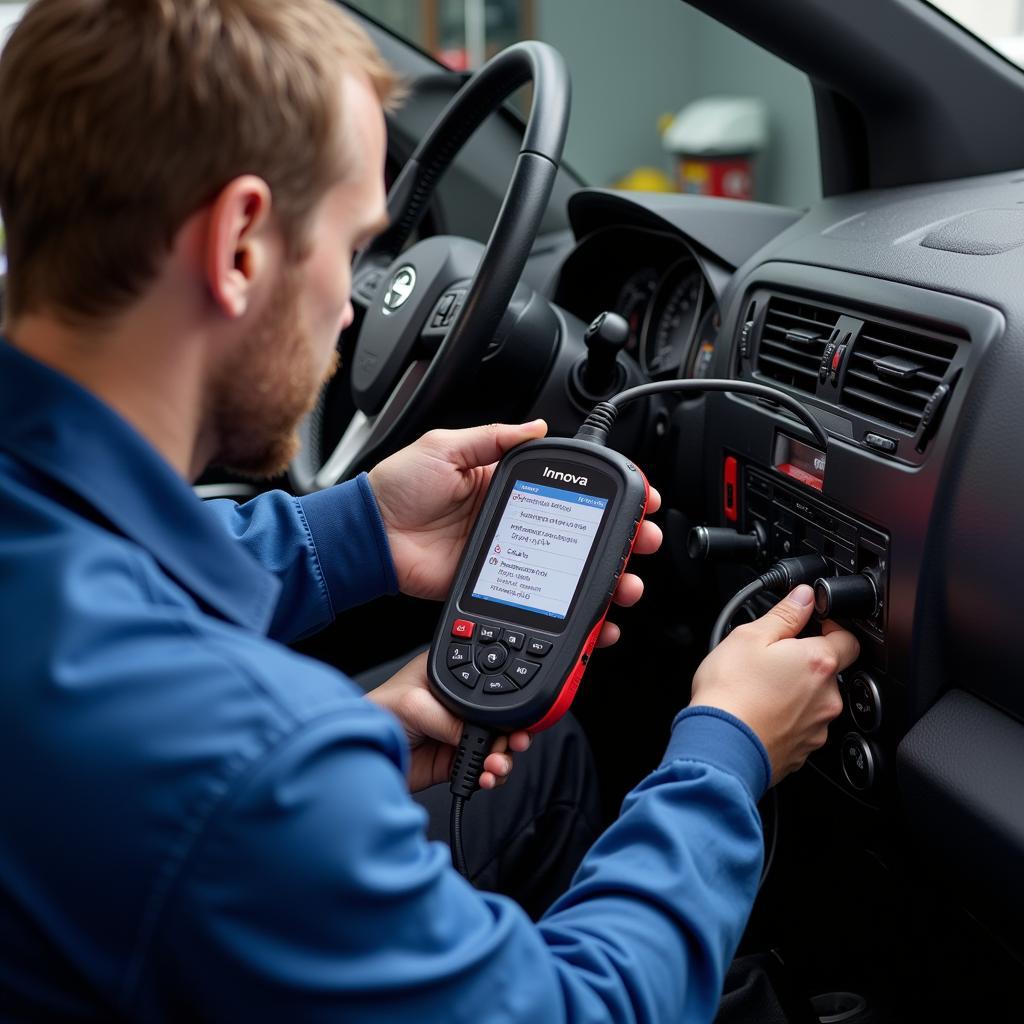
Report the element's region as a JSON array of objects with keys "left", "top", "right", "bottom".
[
  {"left": 482, "top": 674, "right": 518, "bottom": 694},
  {"left": 446, "top": 643, "right": 472, "bottom": 668},
  {"left": 477, "top": 623, "right": 501, "bottom": 642},
  {"left": 477, "top": 644, "right": 508, "bottom": 672},
  {"left": 450, "top": 664, "right": 480, "bottom": 689},
  {"left": 502, "top": 630, "right": 525, "bottom": 650},
  {"left": 451, "top": 619, "right": 475, "bottom": 639},
  {"left": 526, "top": 637, "right": 552, "bottom": 657},
  {"left": 506, "top": 659, "right": 540, "bottom": 685}
]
